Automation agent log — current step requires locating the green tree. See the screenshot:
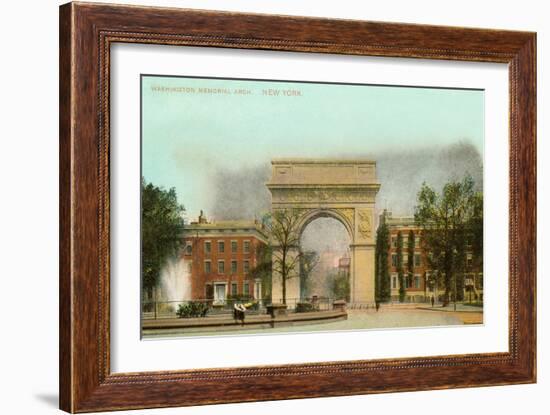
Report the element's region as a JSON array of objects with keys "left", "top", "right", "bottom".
[
  {"left": 414, "top": 174, "right": 482, "bottom": 308},
  {"left": 375, "top": 221, "right": 391, "bottom": 302},
  {"left": 470, "top": 192, "right": 484, "bottom": 270},
  {"left": 141, "top": 177, "right": 185, "bottom": 293},
  {"left": 299, "top": 250, "right": 320, "bottom": 298},
  {"left": 397, "top": 231, "right": 405, "bottom": 302},
  {"left": 330, "top": 270, "right": 351, "bottom": 302},
  {"left": 263, "top": 209, "right": 304, "bottom": 304},
  {"left": 249, "top": 244, "right": 273, "bottom": 301},
  {"left": 407, "top": 230, "right": 415, "bottom": 293}
]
